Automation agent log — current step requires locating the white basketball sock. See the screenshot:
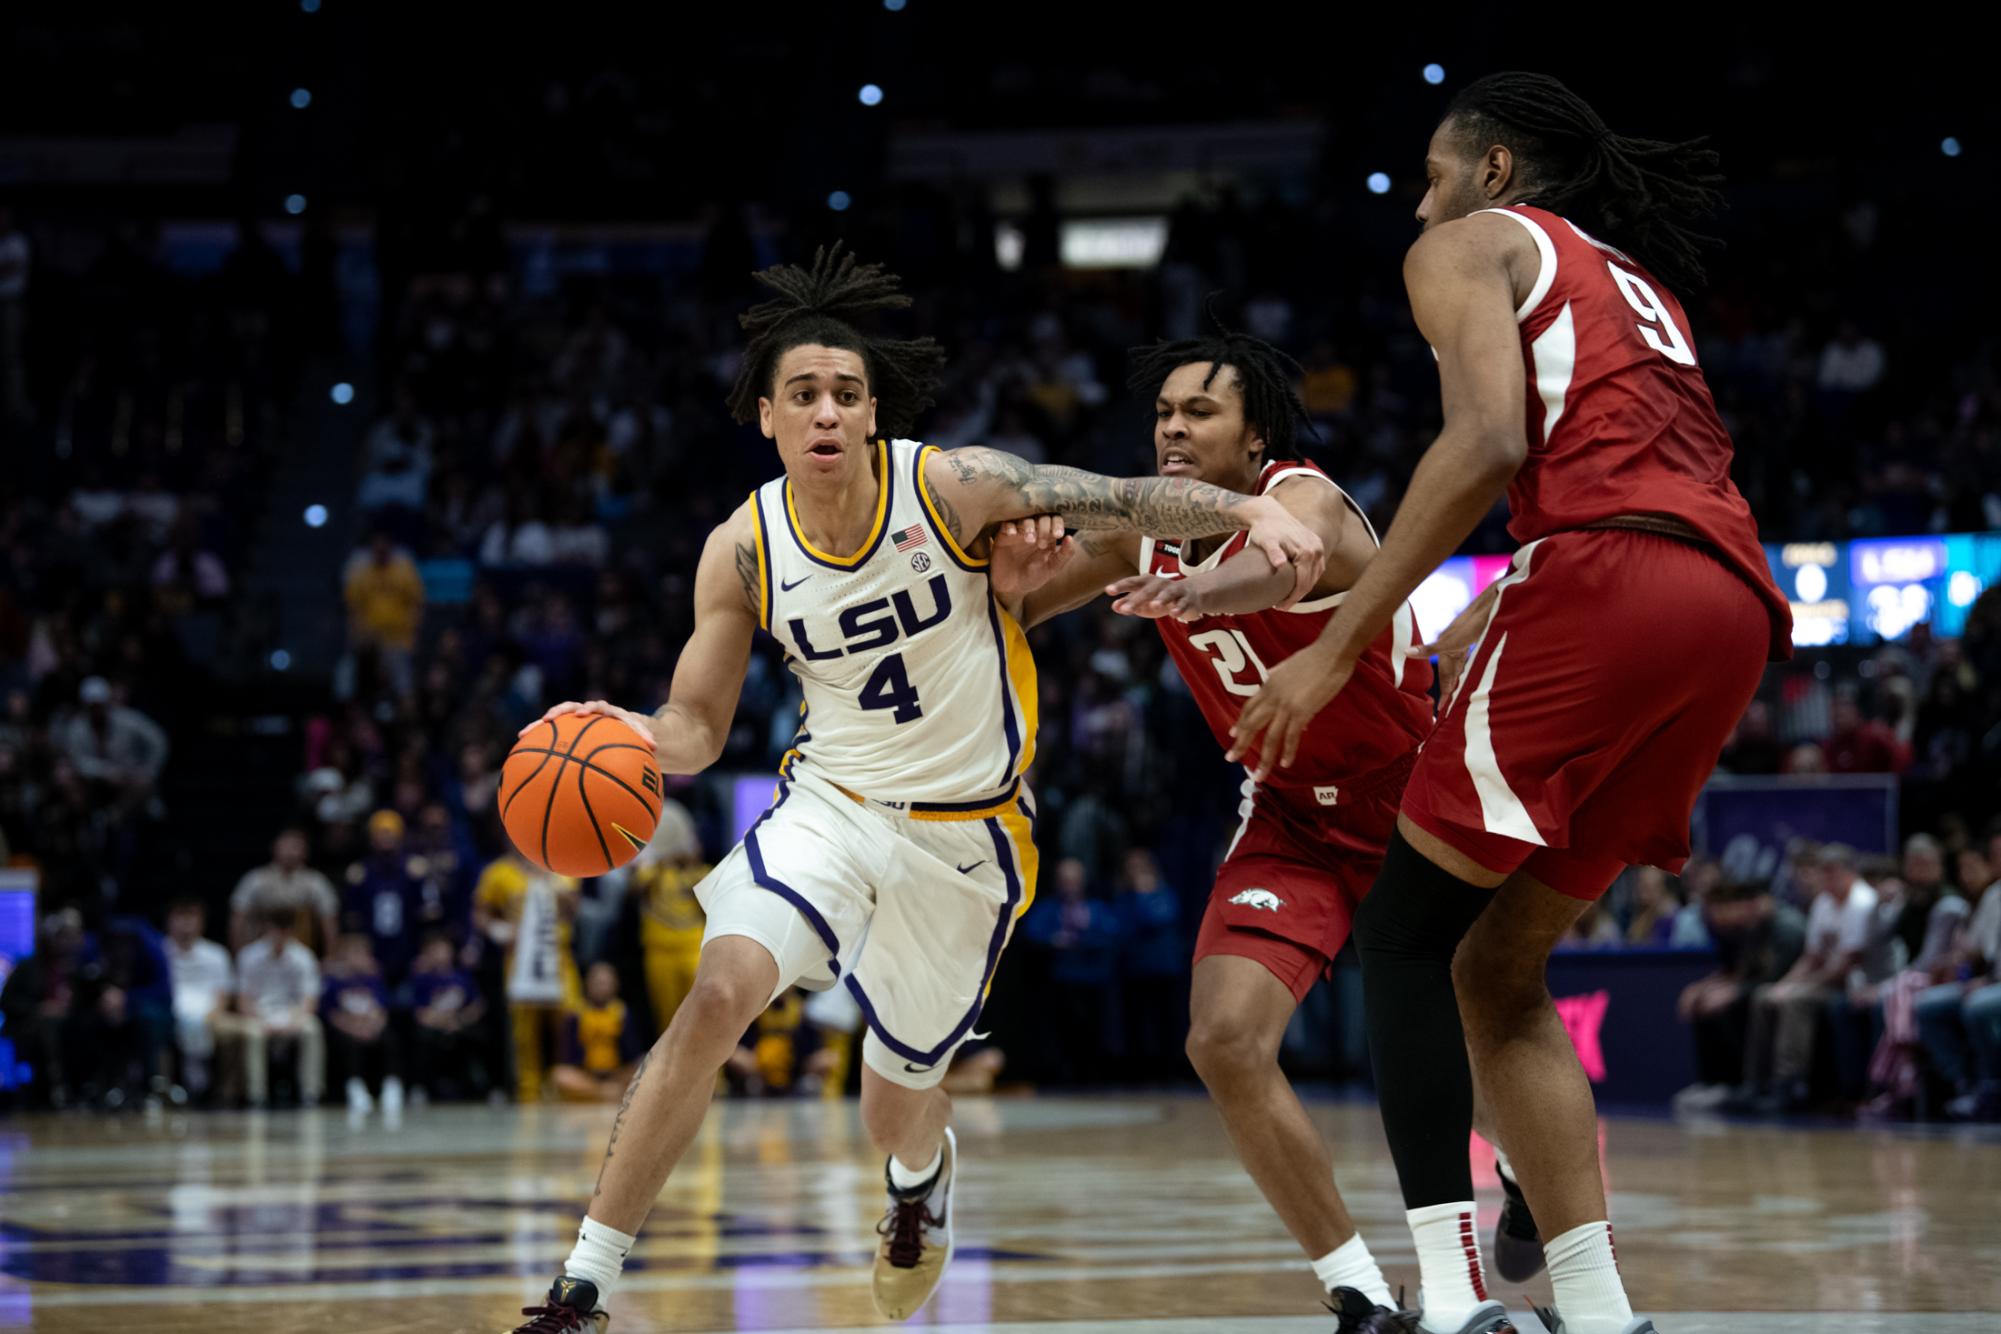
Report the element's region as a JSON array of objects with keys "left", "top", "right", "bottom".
[
  {"left": 1405, "top": 1201, "right": 1490, "bottom": 1332},
  {"left": 888, "top": 1144, "right": 943, "bottom": 1192},
  {"left": 1492, "top": 1143, "right": 1518, "bottom": 1187},
  {"left": 1545, "top": 1220, "right": 1633, "bottom": 1333},
  {"left": 562, "top": 1216, "right": 637, "bottom": 1309},
  {"left": 1311, "top": 1233, "right": 1395, "bottom": 1309}
]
